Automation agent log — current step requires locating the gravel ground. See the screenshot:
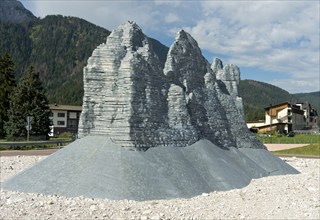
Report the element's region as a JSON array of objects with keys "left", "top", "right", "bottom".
[{"left": 0, "top": 156, "right": 319, "bottom": 219}]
